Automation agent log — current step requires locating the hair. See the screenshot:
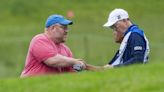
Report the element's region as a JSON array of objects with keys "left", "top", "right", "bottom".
[
  {"left": 45, "top": 23, "right": 58, "bottom": 31},
  {"left": 122, "top": 18, "right": 130, "bottom": 21}
]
